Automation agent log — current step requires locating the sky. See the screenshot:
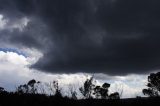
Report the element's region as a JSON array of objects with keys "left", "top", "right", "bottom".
[{"left": 0, "top": 0, "right": 160, "bottom": 98}]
